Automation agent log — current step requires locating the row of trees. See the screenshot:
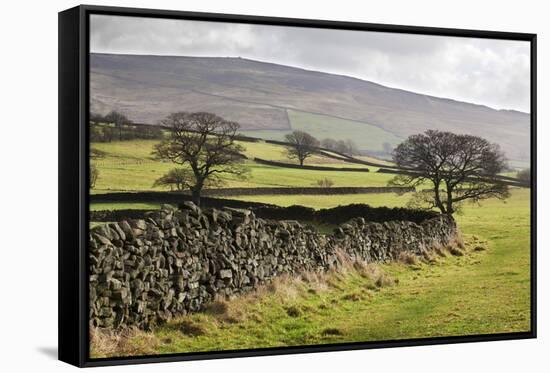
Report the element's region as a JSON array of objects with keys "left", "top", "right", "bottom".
[
  {"left": 284, "top": 131, "right": 358, "bottom": 166},
  {"left": 321, "top": 138, "right": 358, "bottom": 156},
  {"left": 91, "top": 111, "right": 131, "bottom": 141},
  {"left": 90, "top": 111, "right": 163, "bottom": 142}
]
